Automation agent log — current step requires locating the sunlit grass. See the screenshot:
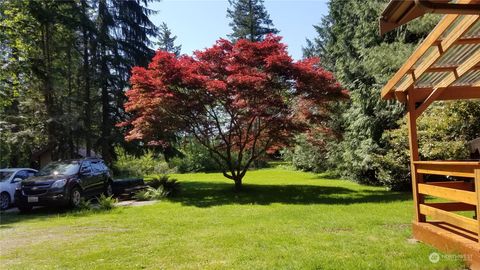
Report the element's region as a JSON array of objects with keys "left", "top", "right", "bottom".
[{"left": 0, "top": 167, "right": 465, "bottom": 269}]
